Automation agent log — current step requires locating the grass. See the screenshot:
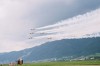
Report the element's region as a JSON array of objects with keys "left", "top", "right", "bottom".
[
  {"left": 2, "top": 60, "right": 100, "bottom": 66},
  {"left": 22, "top": 60, "right": 100, "bottom": 66}
]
